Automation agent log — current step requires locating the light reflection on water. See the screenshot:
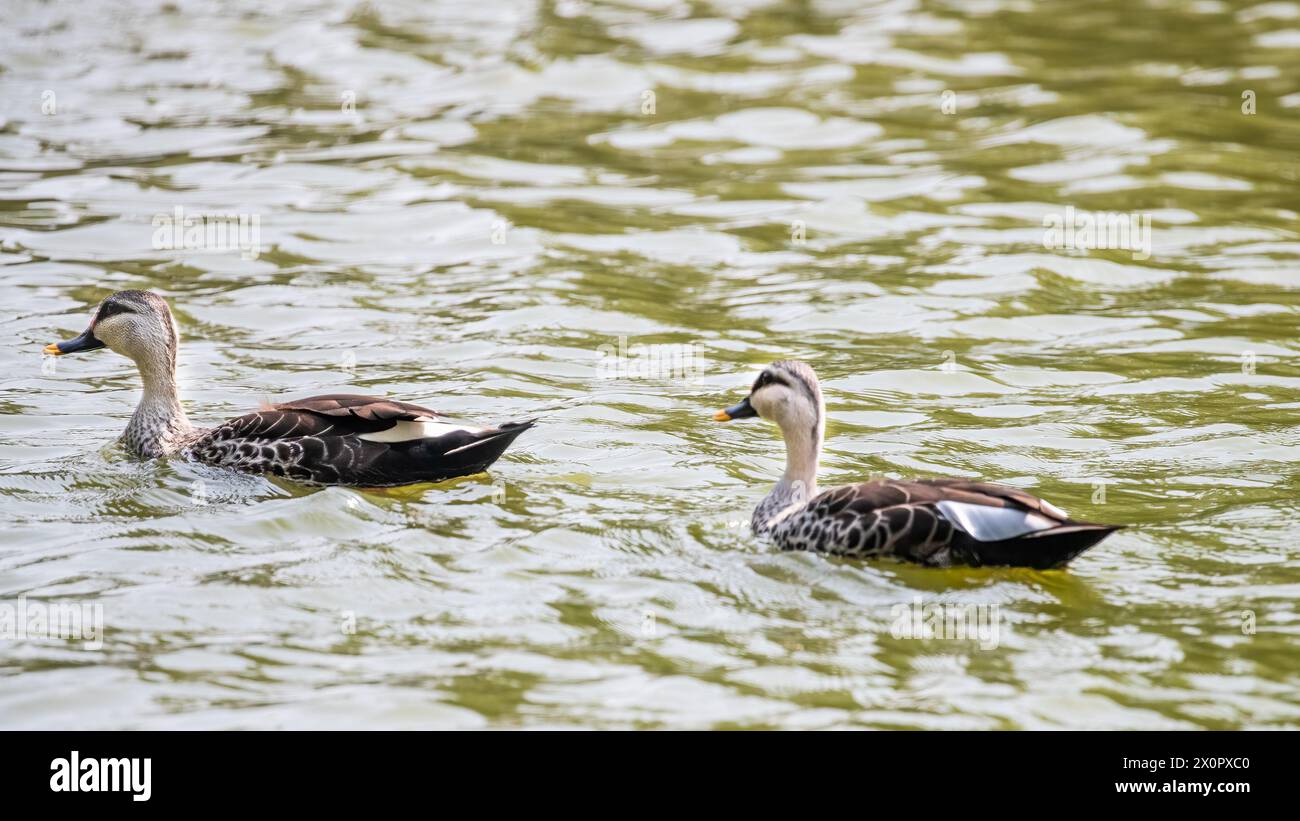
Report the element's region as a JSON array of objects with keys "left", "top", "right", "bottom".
[{"left": 0, "top": 0, "right": 1297, "bottom": 729}]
